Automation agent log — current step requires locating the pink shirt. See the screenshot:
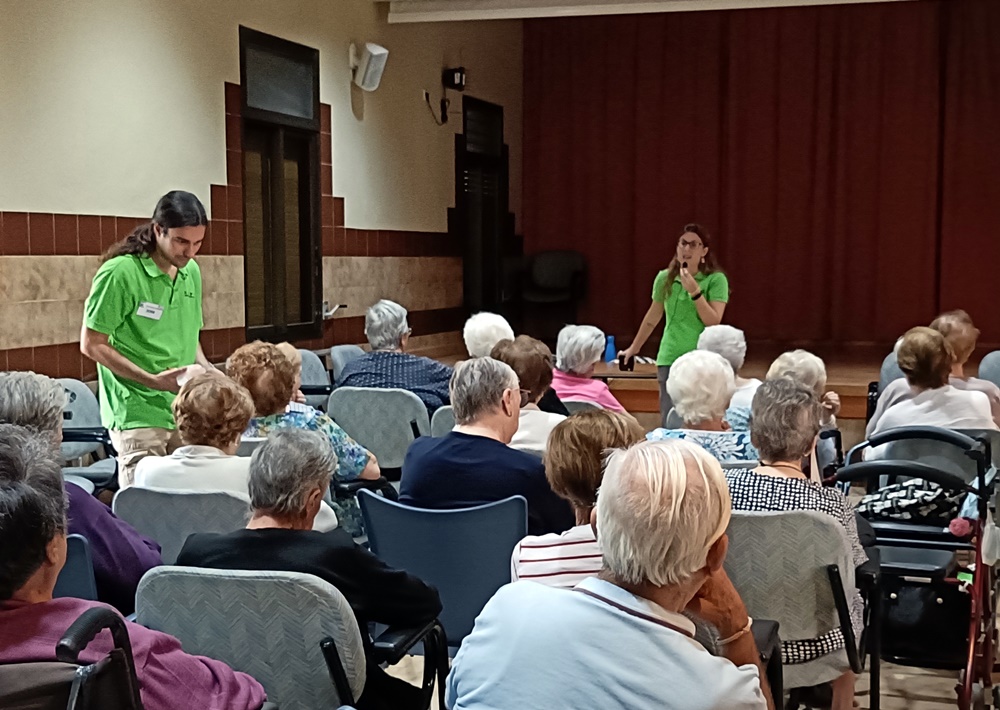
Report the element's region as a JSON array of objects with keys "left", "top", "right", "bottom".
[
  {"left": 550, "top": 369, "right": 627, "bottom": 413},
  {"left": 0, "top": 597, "right": 266, "bottom": 710}
]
